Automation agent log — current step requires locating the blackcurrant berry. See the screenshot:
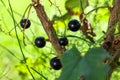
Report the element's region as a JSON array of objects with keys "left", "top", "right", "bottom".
[
  {"left": 58, "top": 37, "right": 68, "bottom": 46},
  {"left": 50, "top": 57, "right": 62, "bottom": 70},
  {"left": 68, "top": 19, "right": 81, "bottom": 31},
  {"left": 20, "top": 18, "right": 31, "bottom": 29},
  {"left": 34, "top": 36, "right": 46, "bottom": 48}
]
